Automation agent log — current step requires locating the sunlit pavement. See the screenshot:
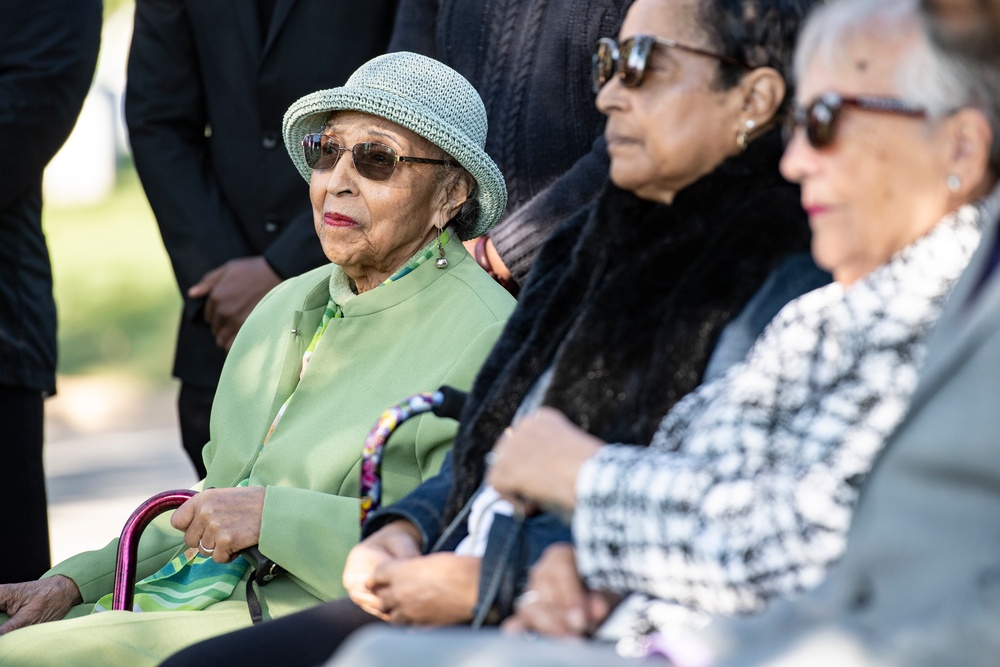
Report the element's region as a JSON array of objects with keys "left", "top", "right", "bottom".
[{"left": 44, "top": 376, "right": 197, "bottom": 564}]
